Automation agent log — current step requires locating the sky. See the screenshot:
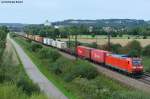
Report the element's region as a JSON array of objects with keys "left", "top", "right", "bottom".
[{"left": 0, "top": 0, "right": 150, "bottom": 24}]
